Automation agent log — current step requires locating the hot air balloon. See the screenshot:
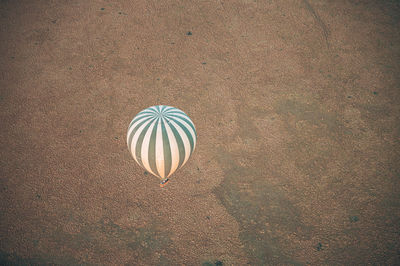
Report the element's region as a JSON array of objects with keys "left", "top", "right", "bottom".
[{"left": 127, "top": 105, "right": 197, "bottom": 187}]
